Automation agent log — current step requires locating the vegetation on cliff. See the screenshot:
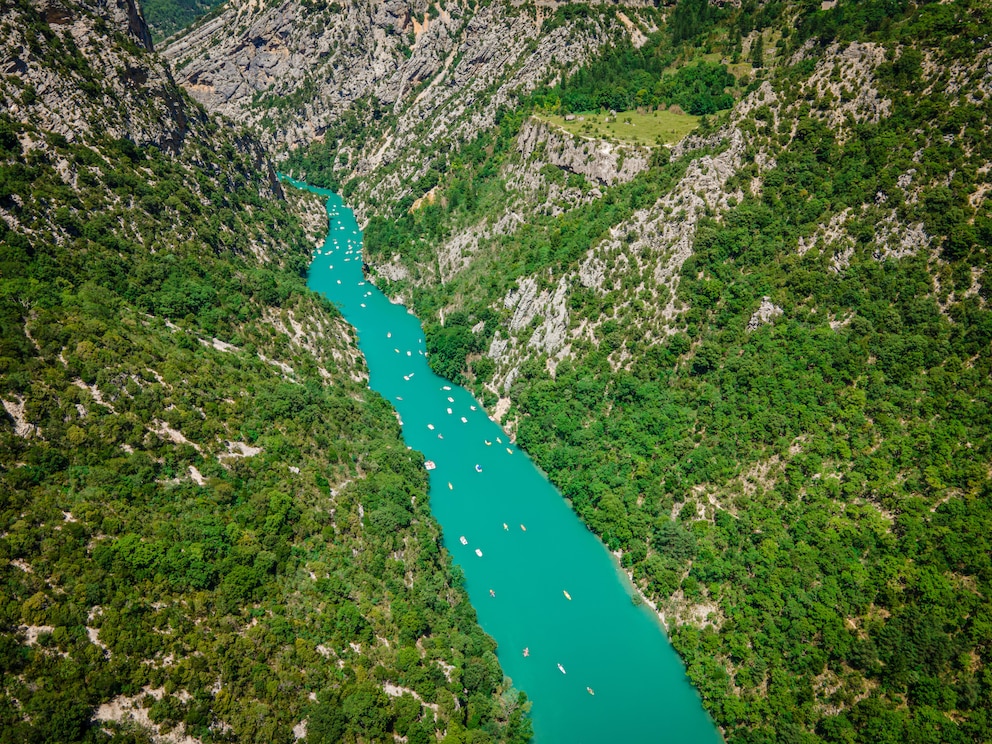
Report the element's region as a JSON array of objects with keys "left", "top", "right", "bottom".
[{"left": 0, "top": 1, "right": 527, "bottom": 742}]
